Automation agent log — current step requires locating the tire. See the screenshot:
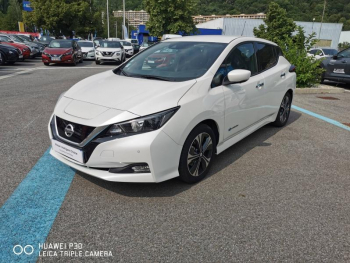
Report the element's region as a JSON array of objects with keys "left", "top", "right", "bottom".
[
  {"left": 320, "top": 71, "right": 325, "bottom": 84},
  {"left": 44, "top": 62, "right": 50, "bottom": 66},
  {"left": 179, "top": 124, "right": 216, "bottom": 184},
  {"left": 8, "top": 61, "right": 15, "bottom": 65},
  {"left": 0, "top": 52, "right": 4, "bottom": 65},
  {"left": 272, "top": 92, "right": 292, "bottom": 127},
  {"left": 79, "top": 57, "right": 83, "bottom": 63},
  {"left": 95, "top": 60, "right": 100, "bottom": 65}
]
